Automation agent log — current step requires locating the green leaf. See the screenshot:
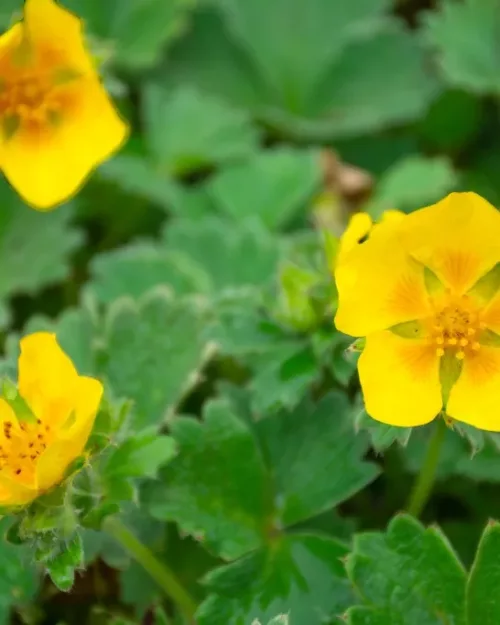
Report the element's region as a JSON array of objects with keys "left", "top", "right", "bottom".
[
  {"left": 466, "top": 521, "right": 500, "bottom": 625},
  {"left": 216, "top": 0, "right": 389, "bottom": 100},
  {"left": 142, "top": 83, "right": 259, "bottom": 175},
  {"left": 0, "top": 2, "right": 20, "bottom": 27},
  {"left": 102, "top": 288, "right": 211, "bottom": 428},
  {"left": 0, "top": 519, "right": 38, "bottom": 624},
  {"left": 418, "top": 90, "right": 482, "bottom": 152},
  {"left": 162, "top": 216, "right": 283, "bottom": 296},
  {"left": 0, "top": 180, "right": 82, "bottom": 328},
  {"left": 254, "top": 617, "right": 289, "bottom": 625},
  {"left": 424, "top": 0, "right": 500, "bottom": 94},
  {"left": 161, "top": 7, "right": 437, "bottom": 139},
  {"left": 206, "top": 149, "right": 321, "bottom": 230},
  {"left": 254, "top": 393, "right": 380, "bottom": 527},
  {"left": 273, "top": 262, "right": 323, "bottom": 331},
  {"left": 89, "top": 217, "right": 282, "bottom": 306},
  {"left": 345, "top": 514, "right": 466, "bottom": 625},
  {"left": 355, "top": 409, "right": 412, "bottom": 453},
  {"left": 402, "top": 426, "right": 500, "bottom": 483},
  {"left": 104, "top": 431, "right": 177, "bottom": 479},
  {"left": 368, "top": 155, "right": 458, "bottom": 217},
  {"left": 247, "top": 343, "right": 321, "bottom": 413},
  {"left": 98, "top": 154, "right": 182, "bottom": 212},
  {"left": 197, "top": 533, "right": 354, "bottom": 625},
  {"left": 46, "top": 534, "right": 84, "bottom": 592},
  {"left": 146, "top": 398, "right": 272, "bottom": 559},
  {"left": 61, "top": 0, "right": 195, "bottom": 69},
  {"left": 88, "top": 243, "right": 209, "bottom": 304}
]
